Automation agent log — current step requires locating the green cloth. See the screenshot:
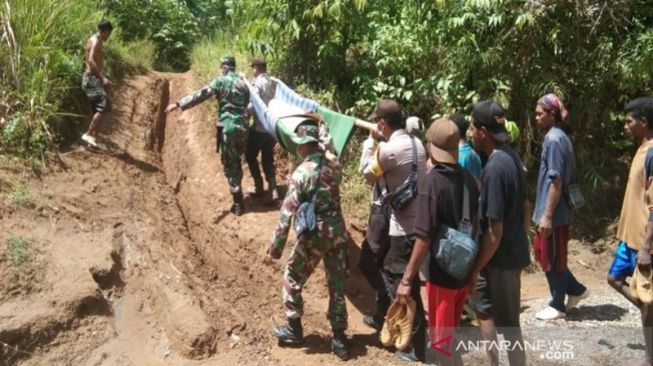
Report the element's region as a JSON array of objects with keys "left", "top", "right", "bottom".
[{"left": 316, "top": 106, "right": 356, "bottom": 156}]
